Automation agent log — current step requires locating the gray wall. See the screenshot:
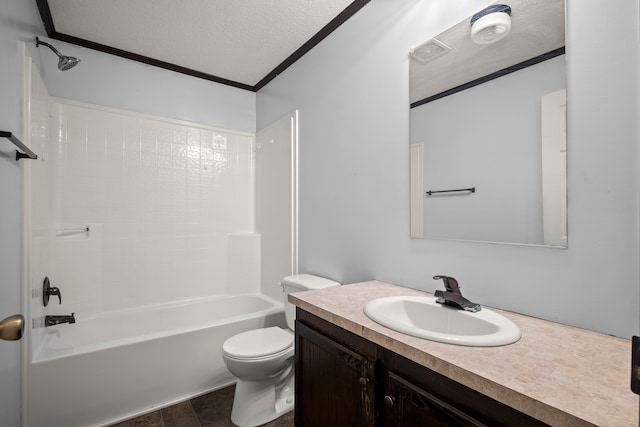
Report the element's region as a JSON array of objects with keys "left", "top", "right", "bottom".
[
  {"left": 257, "top": 0, "right": 640, "bottom": 338},
  {"left": 411, "top": 55, "right": 566, "bottom": 245}
]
